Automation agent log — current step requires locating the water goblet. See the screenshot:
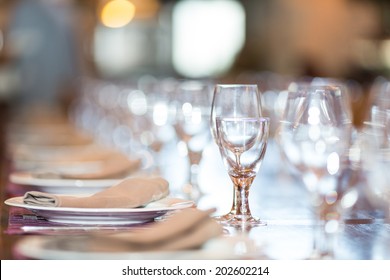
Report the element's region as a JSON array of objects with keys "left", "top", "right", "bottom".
[
  {"left": 360, "top": 77, "right": 390, "bottom": 220},
  {"left": 173, "top": 80, "right": 212, "bottom": 200},
  {"left": 216, "top": 116, "right": 269, "bottom": 226},
  {"left": 276, "top": 84, "right": 353, "bottom": 258},
  {"left": 211, "top": 84, "right": 269, "bottom": 226}
]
